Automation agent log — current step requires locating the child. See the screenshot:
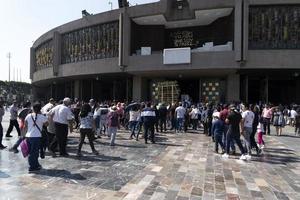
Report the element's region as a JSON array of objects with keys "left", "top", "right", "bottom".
[{"left": 257, "top": 117, "right": 265, "bottom": 149}]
